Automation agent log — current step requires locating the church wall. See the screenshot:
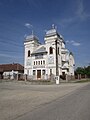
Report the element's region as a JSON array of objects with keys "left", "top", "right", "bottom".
[{"left": 24, "top": 26, "right": 75, "bottom": 80}]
